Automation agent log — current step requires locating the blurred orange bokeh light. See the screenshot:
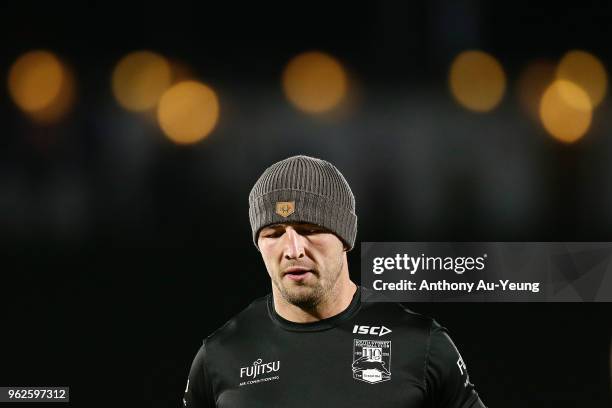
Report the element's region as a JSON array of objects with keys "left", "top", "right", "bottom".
[
  {"left": 112, "top": 51, "right": 172, "bottom": 111},
  {"left": 8, "top": 50, "right": 75, "bottom": 123},
  {"left": 282, "top": 51, "right": 348, "bottom": 113},
  {"left": 449, "top": 50, "right": 506, "bottom": 112},
  {"left": 539, "top": 80, "right": 592, "bottom": 143},
  {"left": 157, "top": 81, "right": 220, "bottom": 145}
]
